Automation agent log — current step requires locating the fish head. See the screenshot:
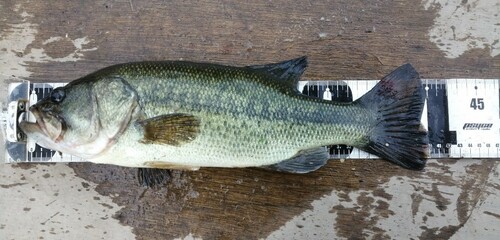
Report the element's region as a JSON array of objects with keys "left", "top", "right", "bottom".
[
  {"left": 20, "top": 82, "right": 100, "bottom": 157},
  {"left": 20, "top": 77, "right": 139, "bottom": 159}
]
